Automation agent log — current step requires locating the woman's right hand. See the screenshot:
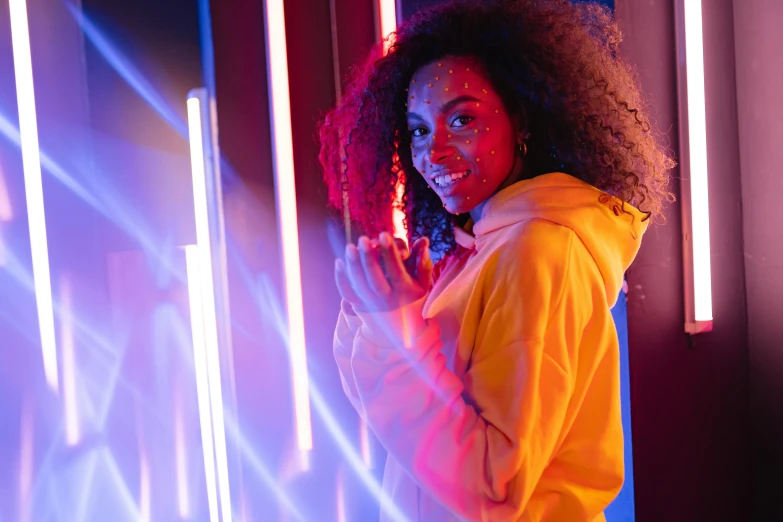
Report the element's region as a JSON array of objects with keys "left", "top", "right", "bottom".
[{"left": 335, "top": 234, "right": 433, "bottom": 314}]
